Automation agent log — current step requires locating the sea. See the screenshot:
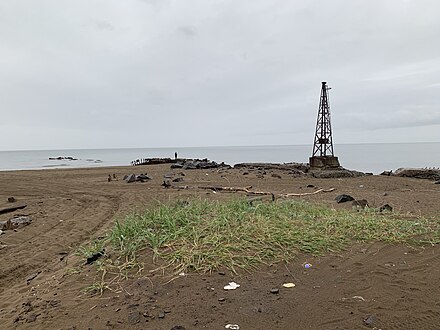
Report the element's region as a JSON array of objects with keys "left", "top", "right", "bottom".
[{"left": 0, "top": 143, "right": 439, "bottom": 174}]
